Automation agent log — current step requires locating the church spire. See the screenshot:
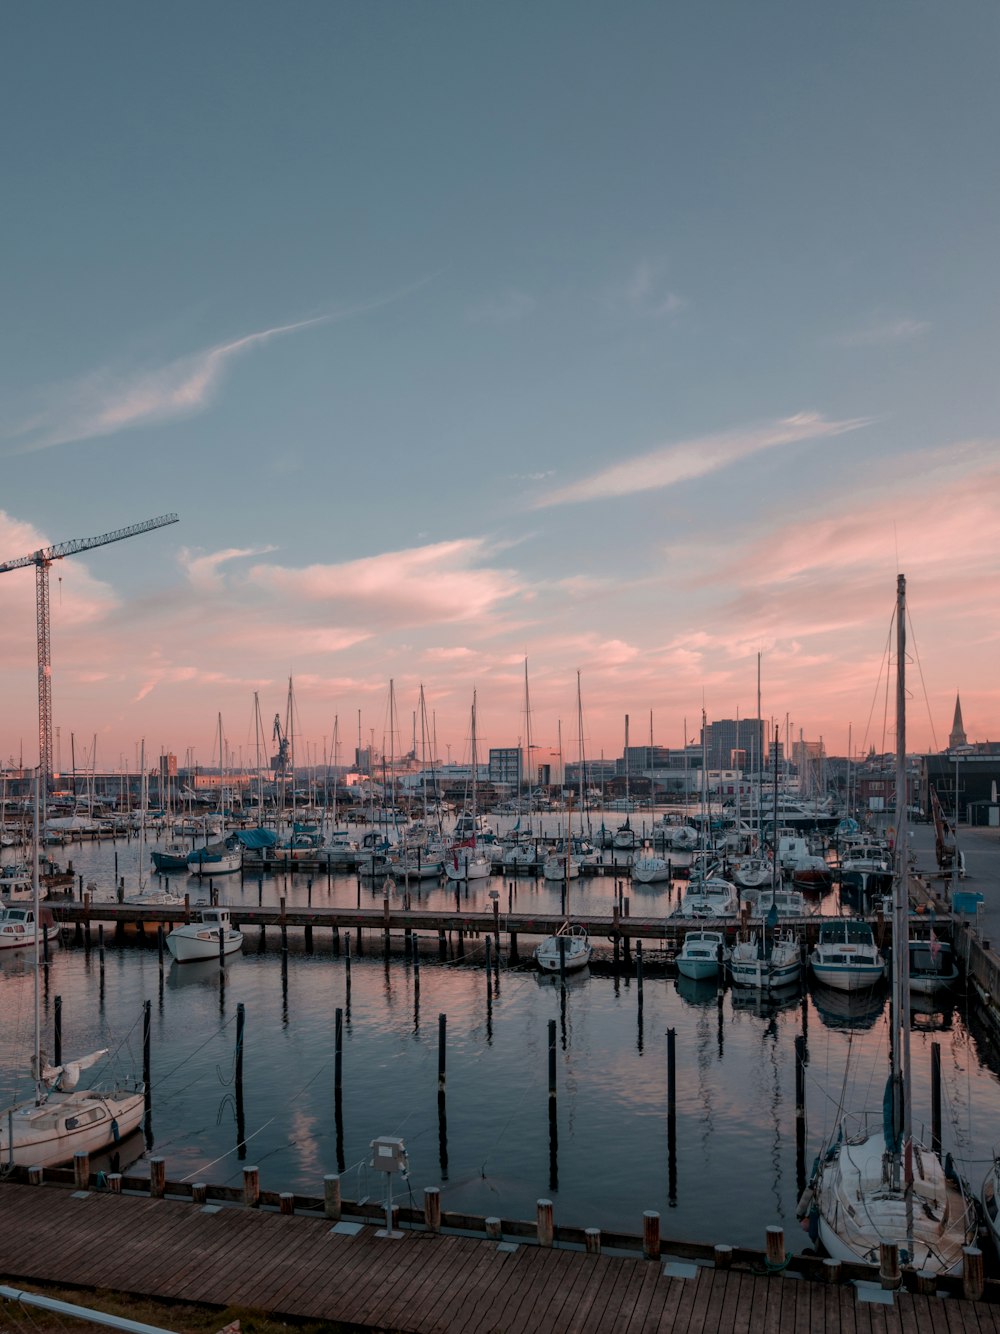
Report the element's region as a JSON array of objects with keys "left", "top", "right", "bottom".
[{"left": 948, "top": 693, "right": 968, "bottom": 750}]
